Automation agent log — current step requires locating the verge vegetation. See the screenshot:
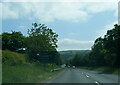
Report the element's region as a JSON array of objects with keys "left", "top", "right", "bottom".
[
  {"left": 66, "top": 24, "right": 120, "bottom": 74},
  {"left": 2, "top": 50, "right": 63, "bottom": 83},
  {"left": 1, "top": 23, "right": 63, "bottom": 83}
]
